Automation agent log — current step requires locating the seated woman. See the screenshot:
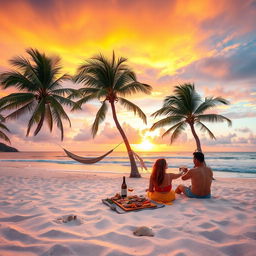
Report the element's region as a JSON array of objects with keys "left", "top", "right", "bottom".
[{"left": 147, "top": 158, "right": 183, "bottom": 203}]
